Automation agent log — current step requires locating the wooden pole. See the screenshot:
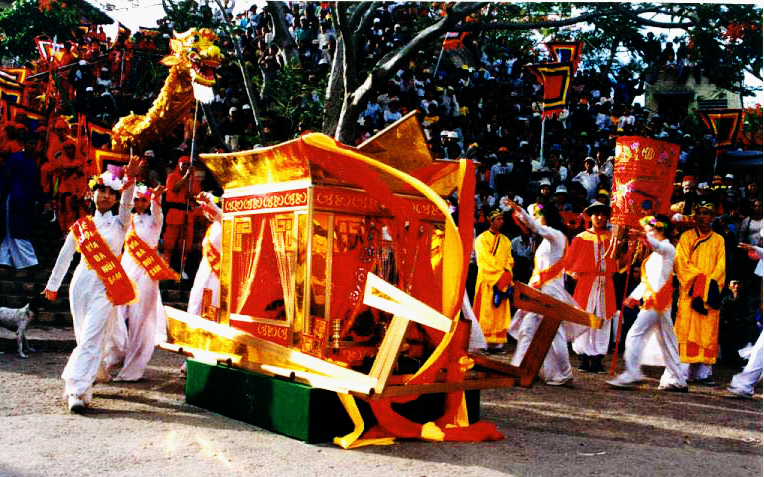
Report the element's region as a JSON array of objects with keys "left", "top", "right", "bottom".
[{"left": 609, "top": 231, "right": 635, "bottom": 376}]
